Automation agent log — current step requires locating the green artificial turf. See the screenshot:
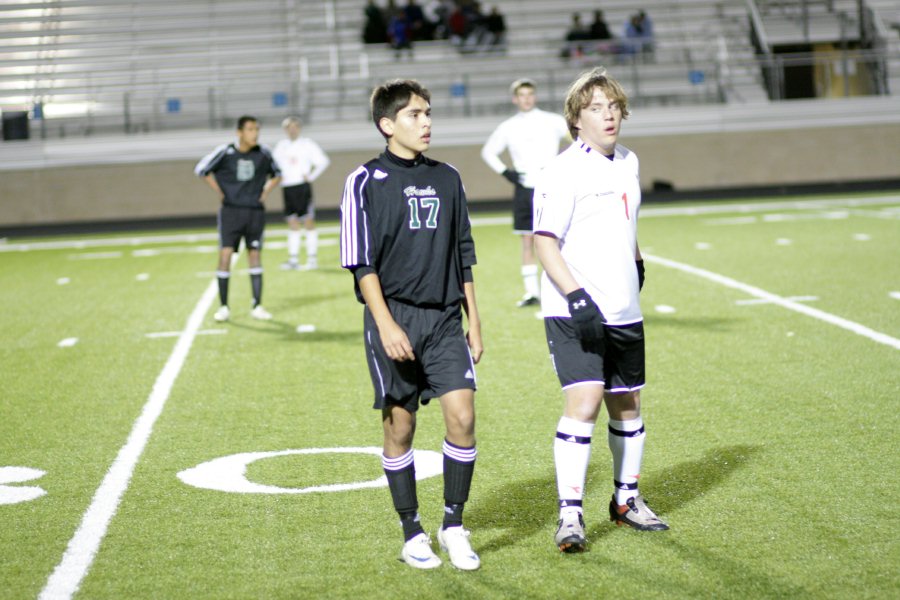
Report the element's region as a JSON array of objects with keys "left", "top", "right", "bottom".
[{"left": 1, "top": 193, "right": 897, "bottom": 599}]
